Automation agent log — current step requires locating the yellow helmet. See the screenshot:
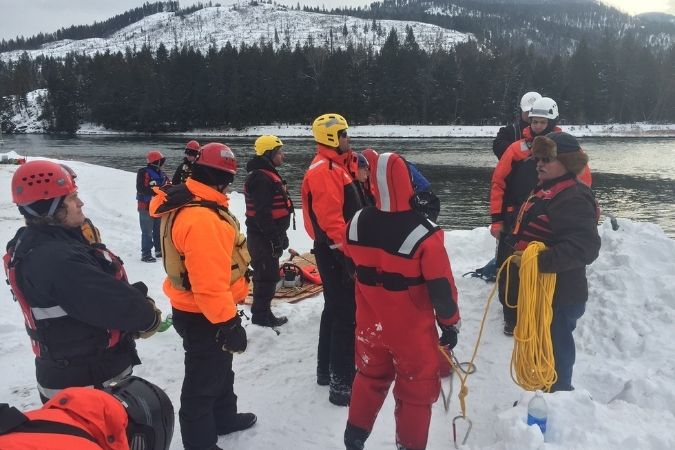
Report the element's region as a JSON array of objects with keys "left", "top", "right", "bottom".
[
  {"left": 312, "top": 113, "right": 348, "bottom": 147},
  {"left": 254, "top": 135, "right": 283, "bottom": 156}
]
